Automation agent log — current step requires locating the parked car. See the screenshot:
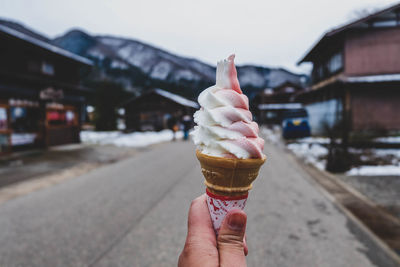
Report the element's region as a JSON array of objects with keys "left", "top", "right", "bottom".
[{"left": 282, "top": 108, "right": 311, "bottom": 139}]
